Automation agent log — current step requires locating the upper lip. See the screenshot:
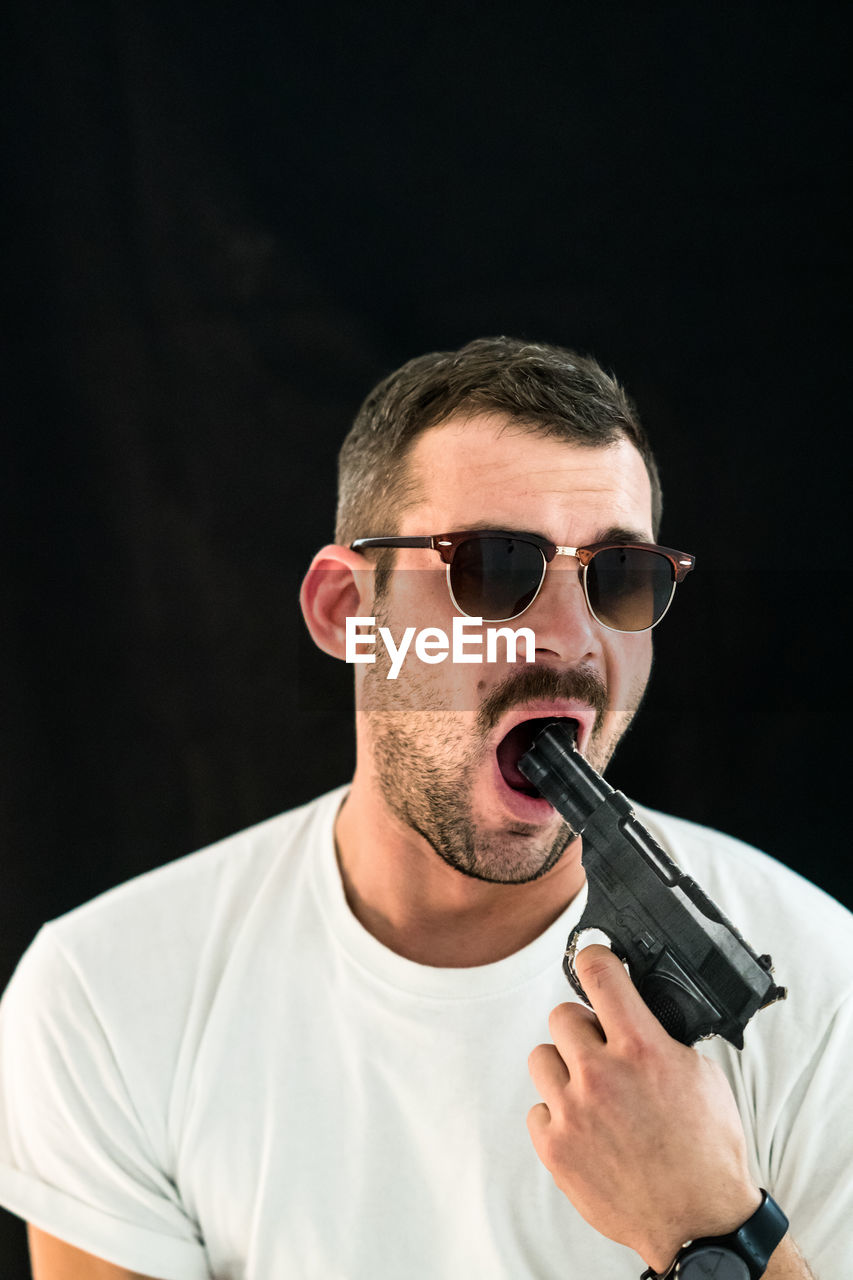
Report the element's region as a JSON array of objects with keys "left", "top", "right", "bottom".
[{"left": 491, "top": 700, "right": 595, "bottom": 756}]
